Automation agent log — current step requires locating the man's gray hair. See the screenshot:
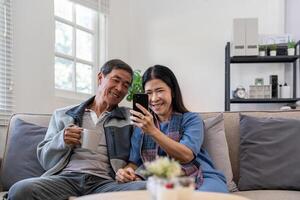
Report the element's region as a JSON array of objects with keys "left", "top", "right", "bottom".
[{"left": 99, "top": 59, "right": 133, "bottom": 78}]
